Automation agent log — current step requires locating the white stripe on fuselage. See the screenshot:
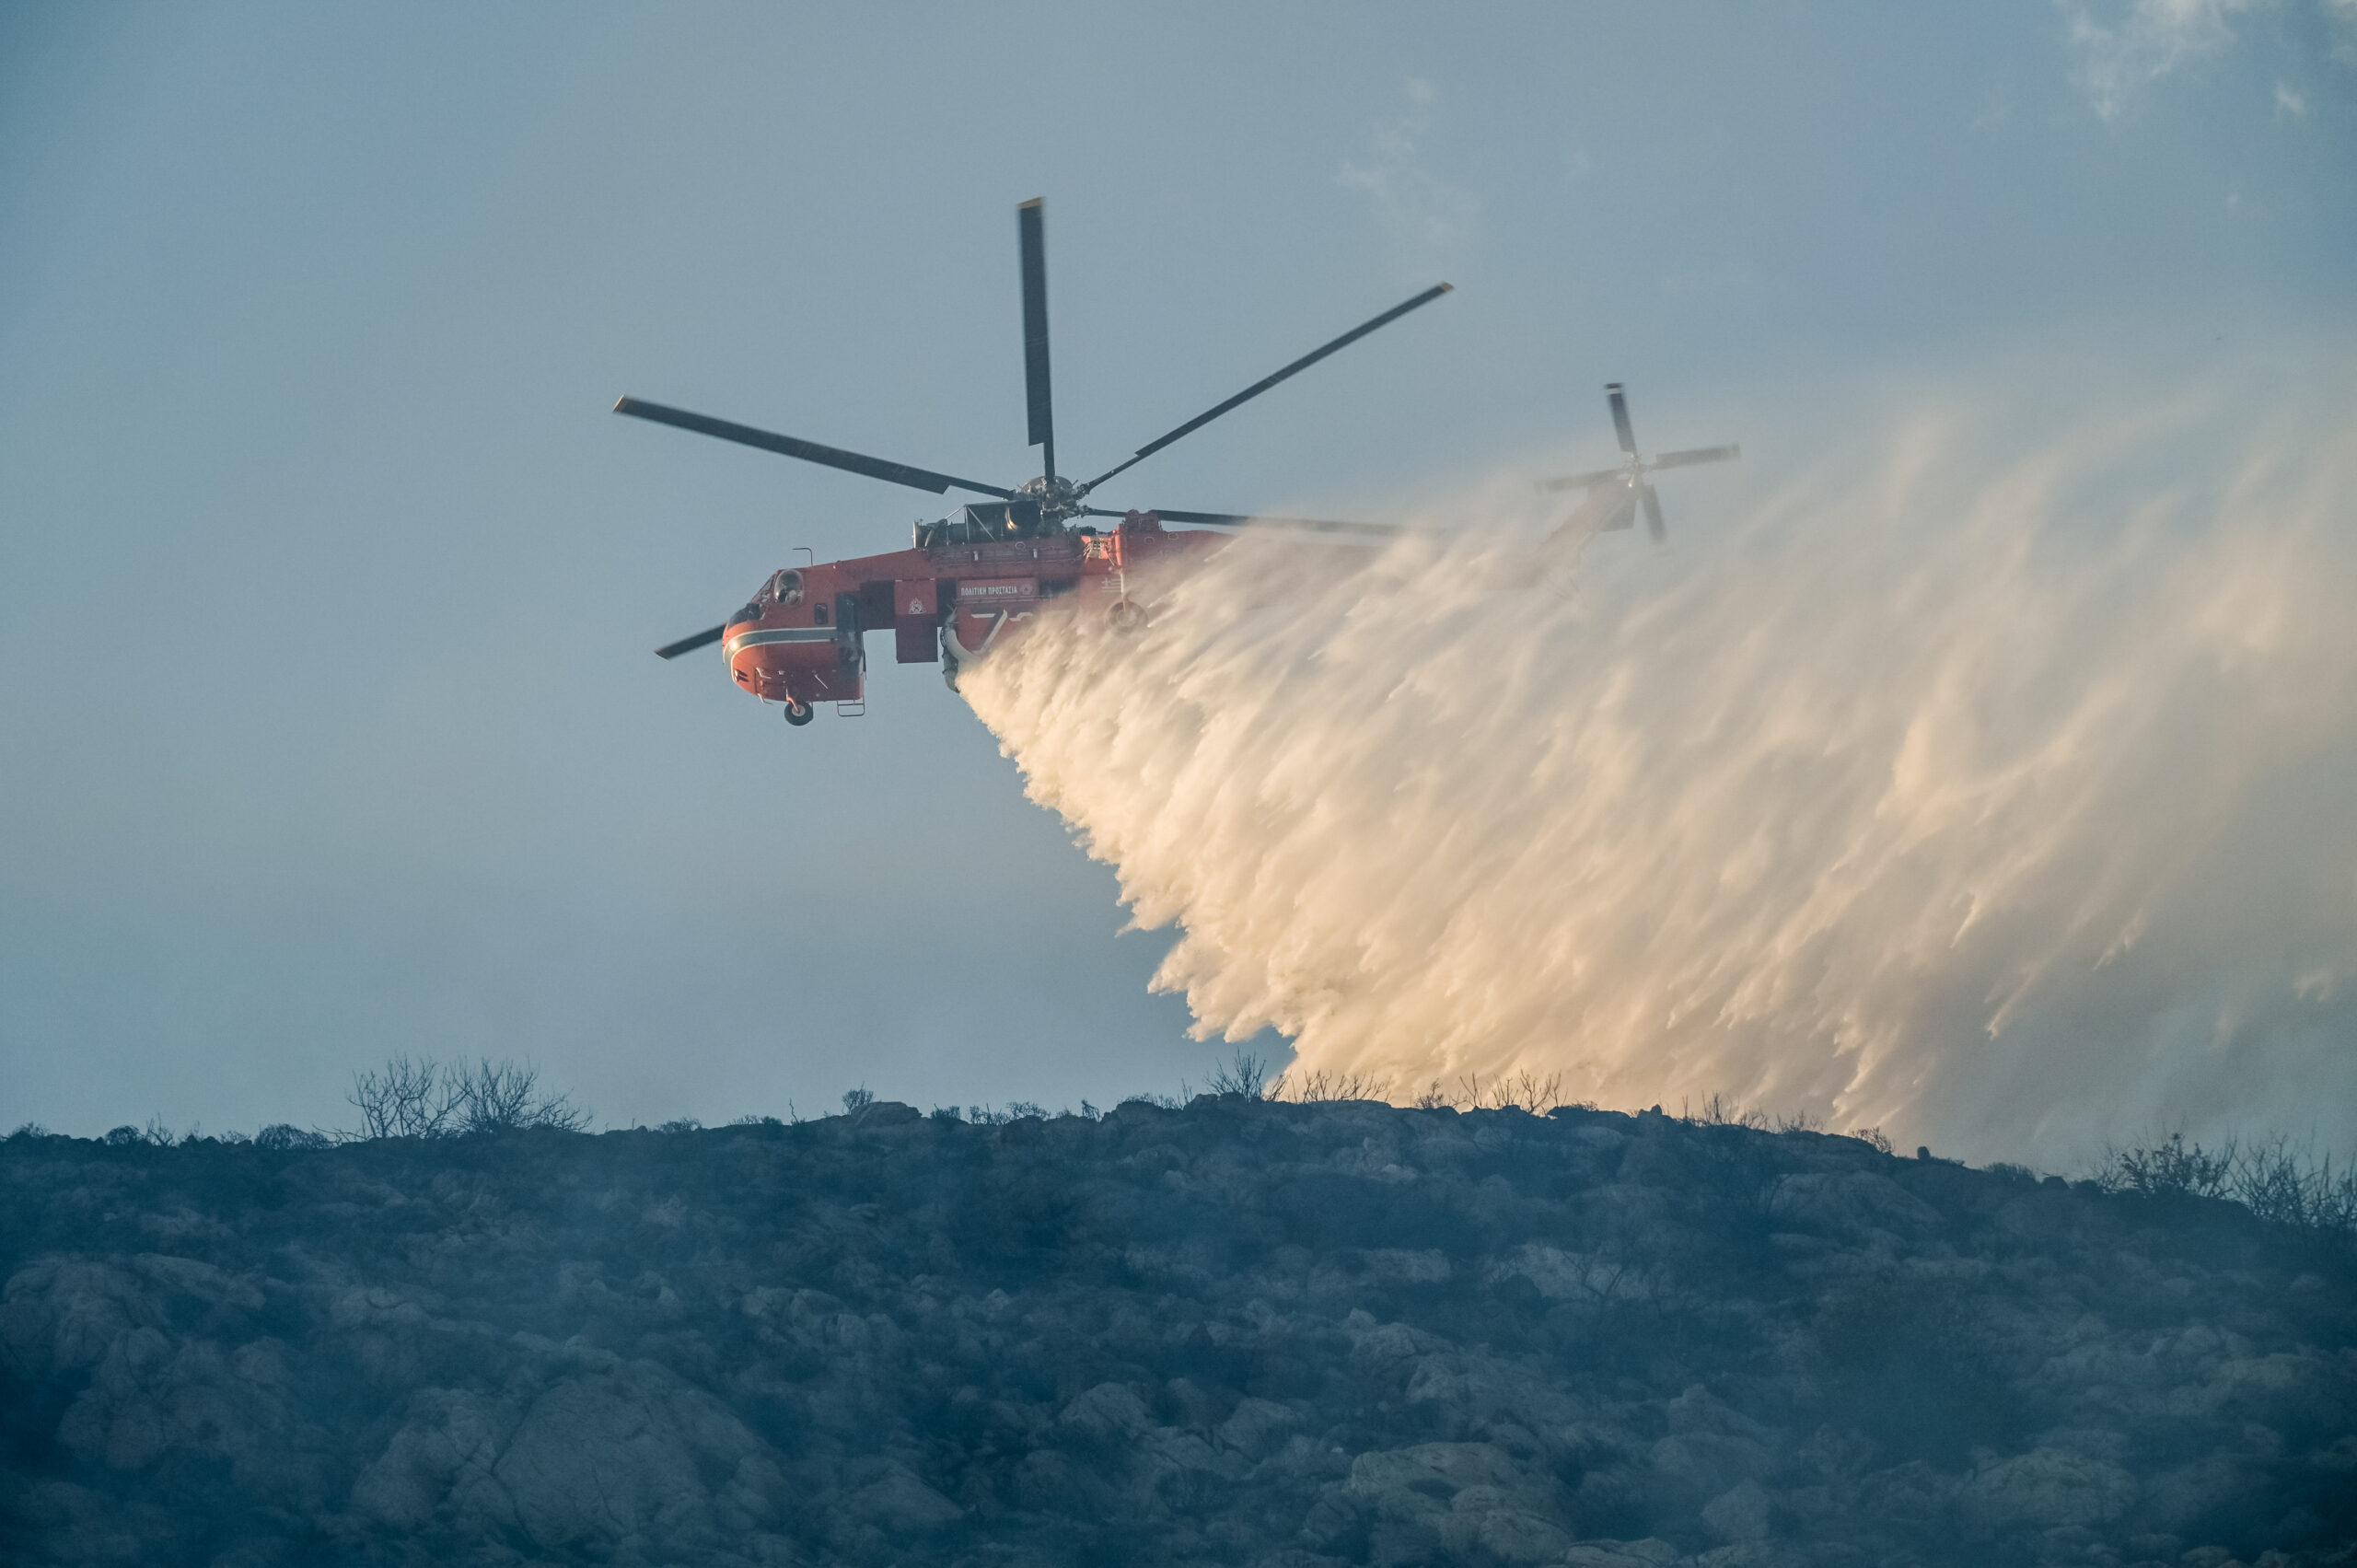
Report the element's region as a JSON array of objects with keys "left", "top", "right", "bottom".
[{"left": 724, "top": 626, "right": 840, "bottom": 657}]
